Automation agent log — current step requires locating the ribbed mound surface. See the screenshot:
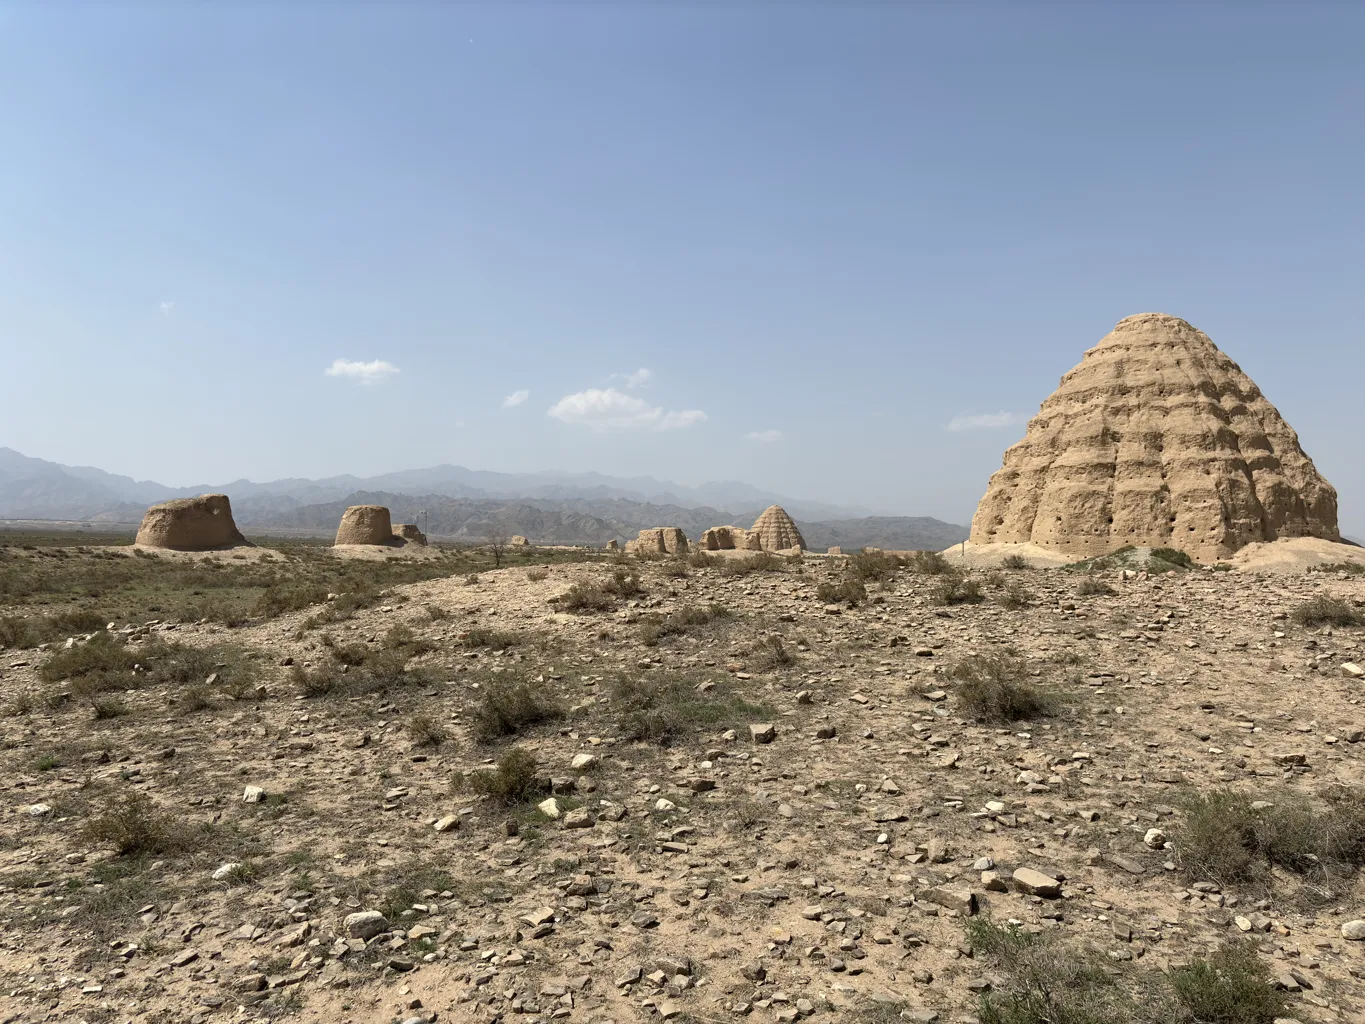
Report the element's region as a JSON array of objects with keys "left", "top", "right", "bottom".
[
  {"left": 752, "top": 505, "right": 806, "bottom": 551},
  {"left": 969, "top": 313, "right": 1339, "bottom": 561}
]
